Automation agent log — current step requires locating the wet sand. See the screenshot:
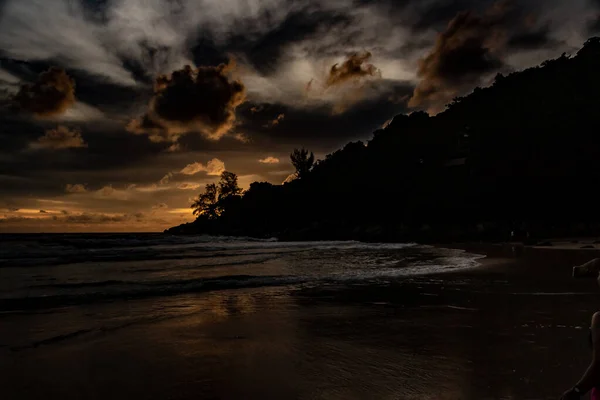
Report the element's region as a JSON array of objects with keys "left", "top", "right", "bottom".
[{"left": 2, "top": 244, "right": 600, "bottom": 399}]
